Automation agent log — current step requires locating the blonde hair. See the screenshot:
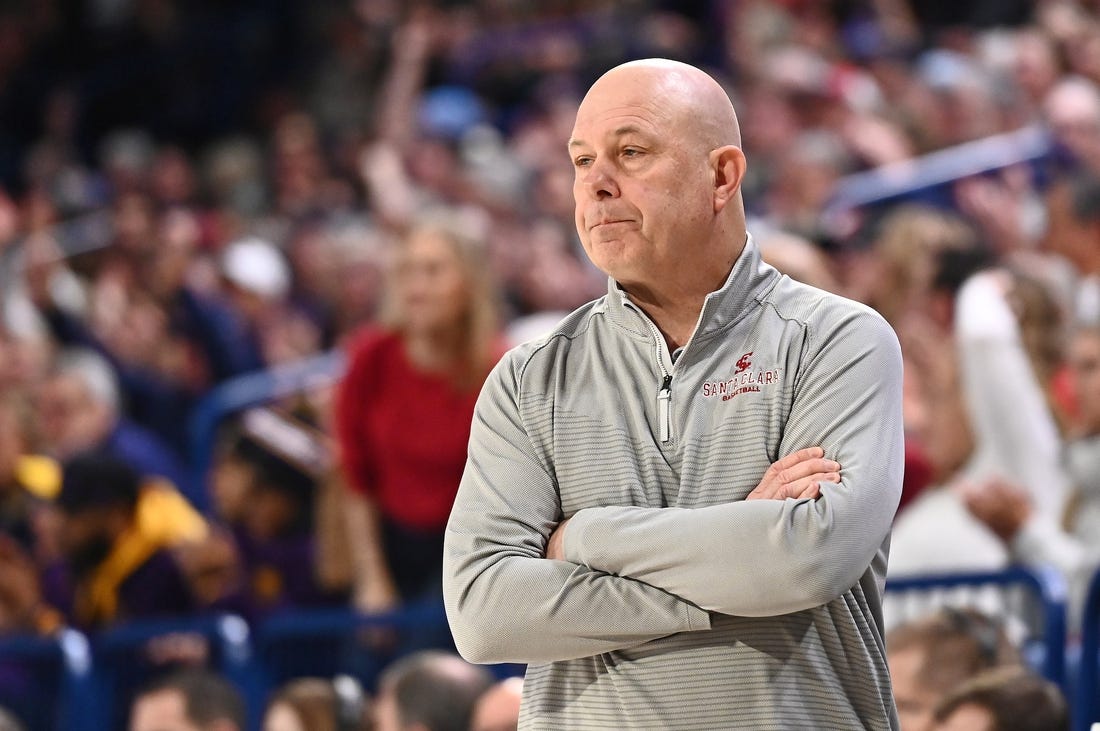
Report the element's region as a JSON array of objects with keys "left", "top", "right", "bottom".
[
  {"left": 871, "top": 206, "right": 979, "bottom": 325},
  {"left": 380, "top": 211, "right": 500, "bottom": 388}
]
